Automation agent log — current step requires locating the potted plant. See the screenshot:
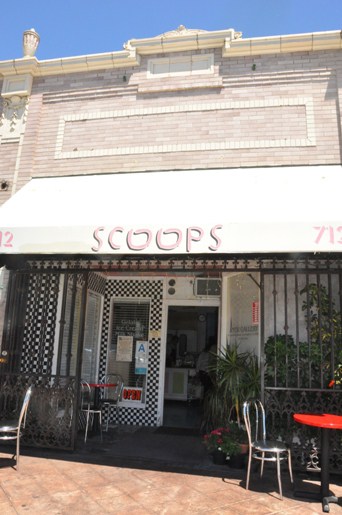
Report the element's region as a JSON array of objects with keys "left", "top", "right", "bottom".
[
  {"left": 225, "top": 421, "right": 249, "bottom": 468},
  {"left": 202, "top": 426, "right": 241, "bottom": 464},
  {"left": 202, "top": 344, "right": 260, "bottom": 432},
  {"left": 227, "top": 420, "right": 249, "bottom": 454}
]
